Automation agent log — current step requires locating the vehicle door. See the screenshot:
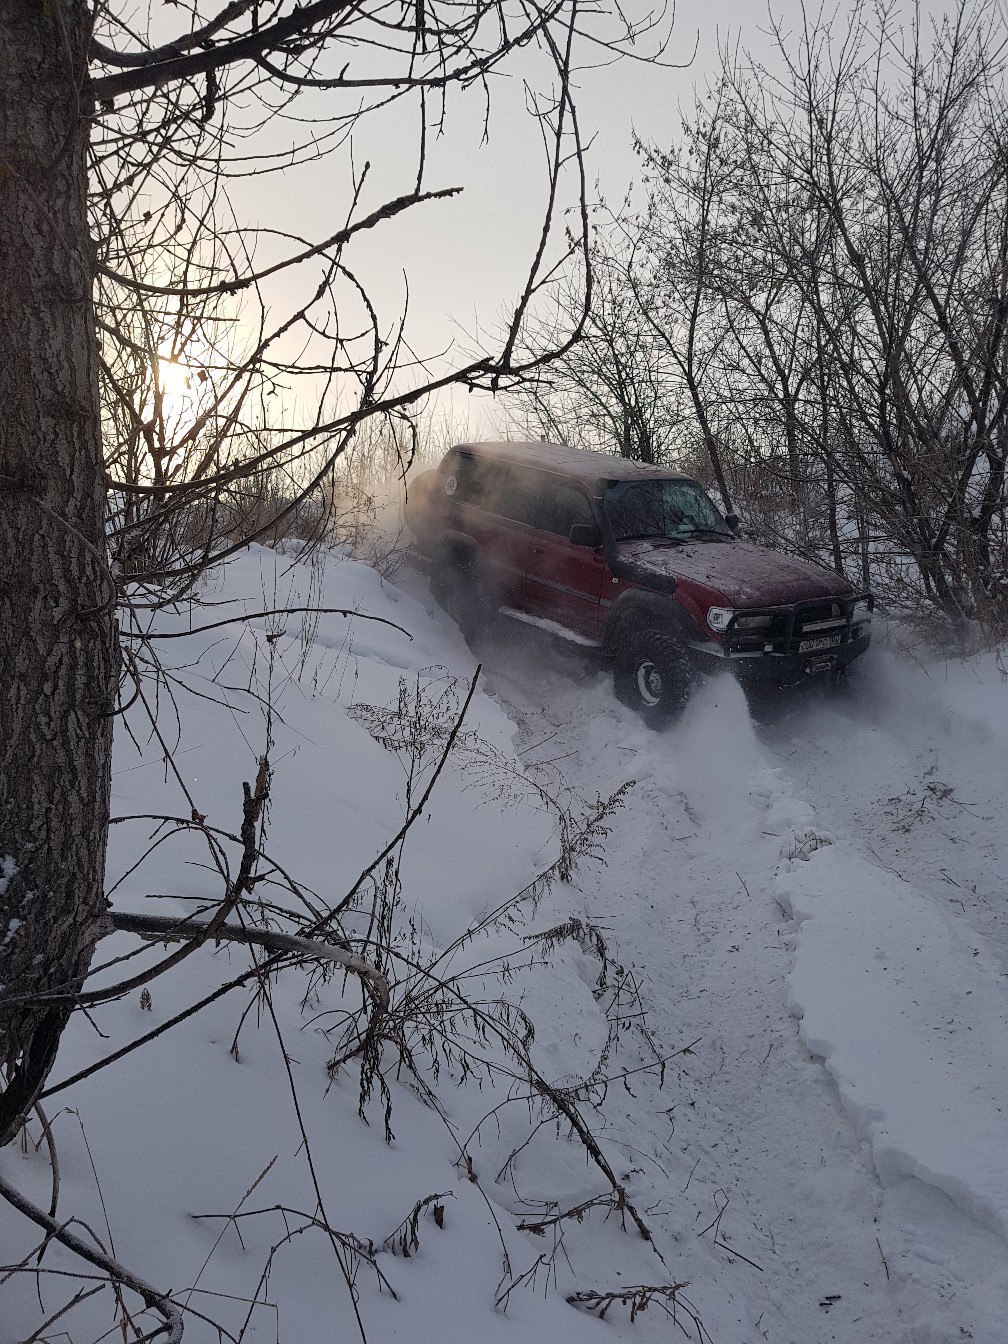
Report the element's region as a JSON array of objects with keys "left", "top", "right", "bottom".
[
  {"left": 482, "top": 465, "right": 547, "bottom": 610},
  {"left": 525, "top": 476, "right": 607, "bottom": 640}
]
